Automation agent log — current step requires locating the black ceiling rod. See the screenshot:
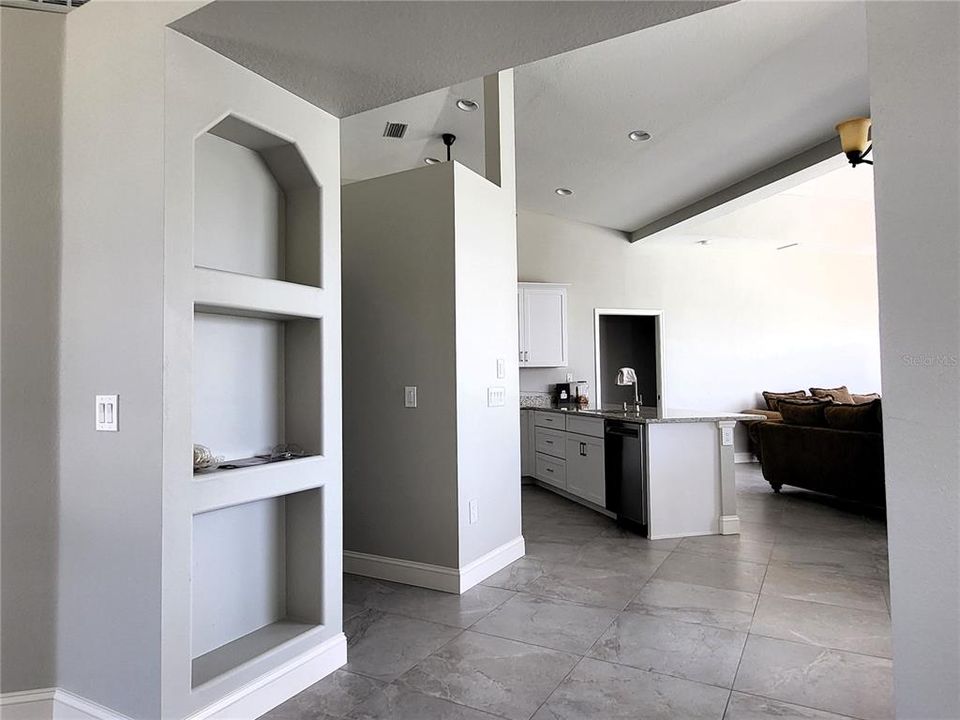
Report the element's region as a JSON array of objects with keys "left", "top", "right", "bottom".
[{"left": 442, "top": 133, "right": 456, "bottom": 162}]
